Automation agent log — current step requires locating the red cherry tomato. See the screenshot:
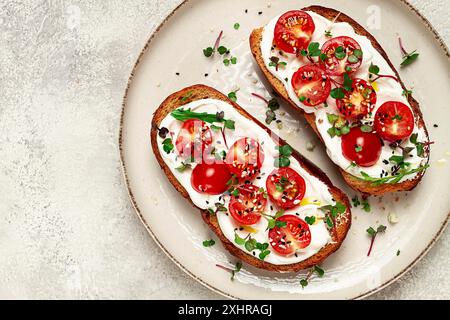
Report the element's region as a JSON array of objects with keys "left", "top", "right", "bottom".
[
  {"left": 175, "top": 119, "right": 213, "bottom": 161},
  {"left": 269, "top": 215, "right": 311, "bottom": 256},
  {"left": 374, "top": 101, "right": 415, "bottom": 141},
  {"left": 226, "top": 138, "right": 264, "bottom": 180},
  {"left": 291, "top": 64, "right": 331, "bottom": 107},
  {"left": 266, "top": 167, "right": 306, "bottom": 209},
  {"left": 320, "top": 36, "right": 363, "bottom": 76},
  {"left": 274, "top": 10, "right": 315, "bottom": 54},
  {"left": 341, "top": 127, "right": 382, "bottom": 167},
  {"left": 191, "top": 162, "right": 231, "bottom": 195},
  {"left": 228, "top": 184, "right": 267, "bottom": 225},
  {"left": 336, "top": 79, "right": 377, "bottom": 119}
]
